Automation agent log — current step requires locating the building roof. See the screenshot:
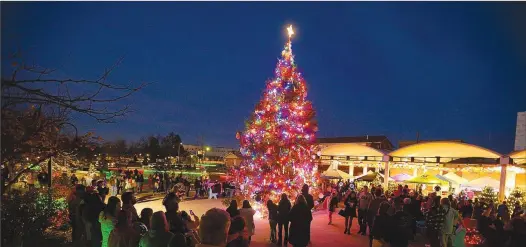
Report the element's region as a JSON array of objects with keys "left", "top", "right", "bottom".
[
  {"left": 399, "top": 139, "right": 464, "bottom": 148},
  {"left": 509, "top": 149, "right": 526, "bottom": 164},
  {"left": 321, "top": 143, "right": 386, "bottom": 157},
  {"left": 224, "top": 151, "right": 242, "bottom": 158},
  {"left": 389, "top": 141, "right": 502, "bottom": 159},
  {"left": 317, "top": 135, "right": 390, "bottom": 144}
]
